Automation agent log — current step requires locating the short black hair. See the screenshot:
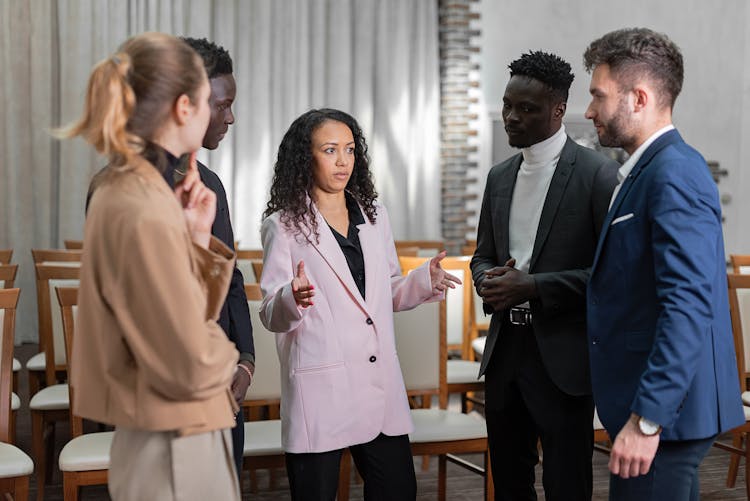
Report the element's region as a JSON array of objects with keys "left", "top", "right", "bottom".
[
  {"left": 583, "top": 28, "right": 683, "bottom": 109},
  {"left": 180, "top": 37, "right": 233, "bottom": 79},
  {"left": 509, "top": 51, "right": 575, "bottom": 101}
]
